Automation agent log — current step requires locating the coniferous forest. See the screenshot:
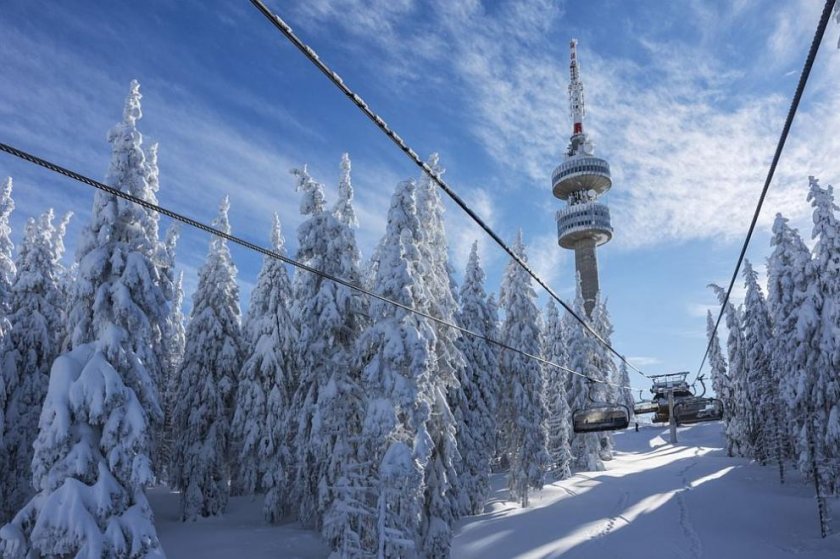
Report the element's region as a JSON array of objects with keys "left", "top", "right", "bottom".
[{"left": 1, "top": 78, "right": 840, "bottom": 558}]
